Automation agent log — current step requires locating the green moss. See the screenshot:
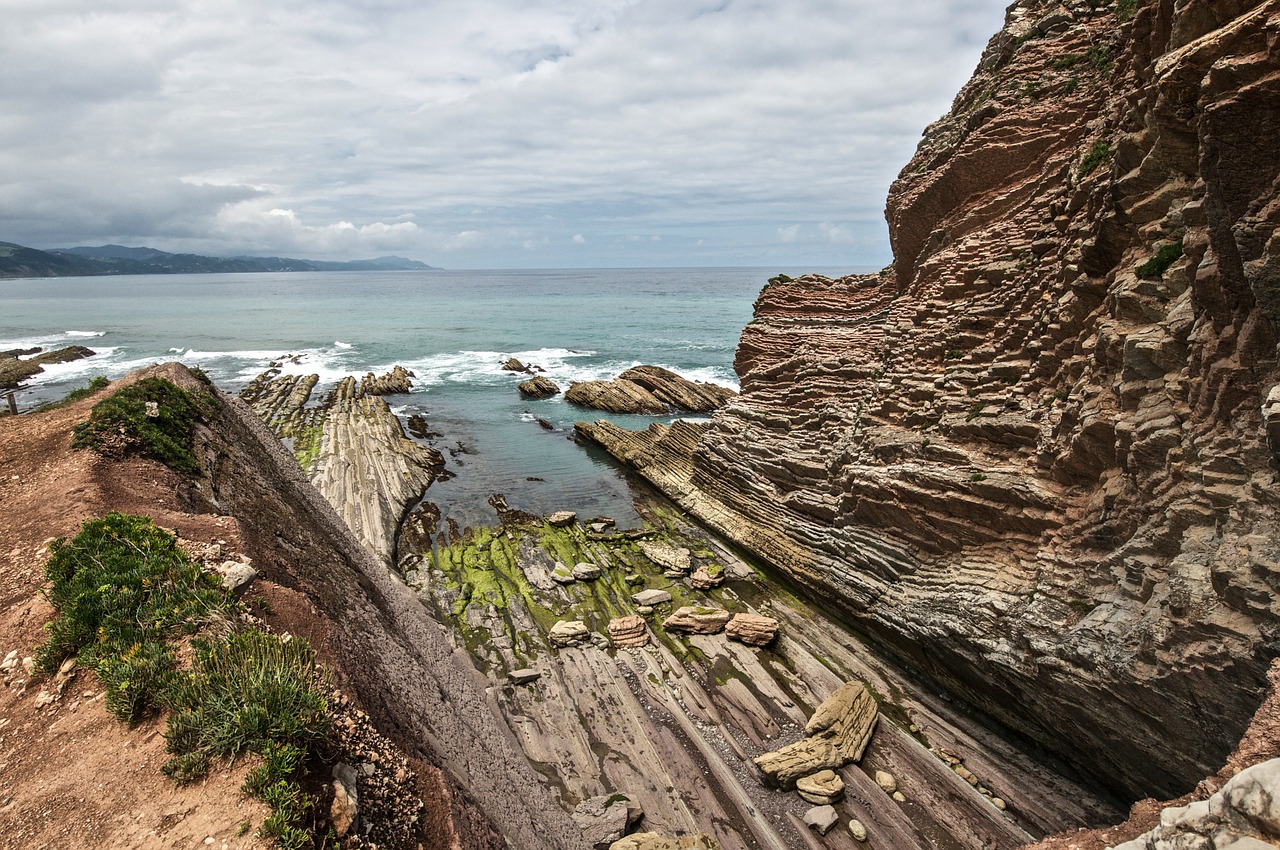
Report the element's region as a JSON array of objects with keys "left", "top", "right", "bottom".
[{"left": 1136, "top": 241, "right": 1184, "bottom": 279}]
